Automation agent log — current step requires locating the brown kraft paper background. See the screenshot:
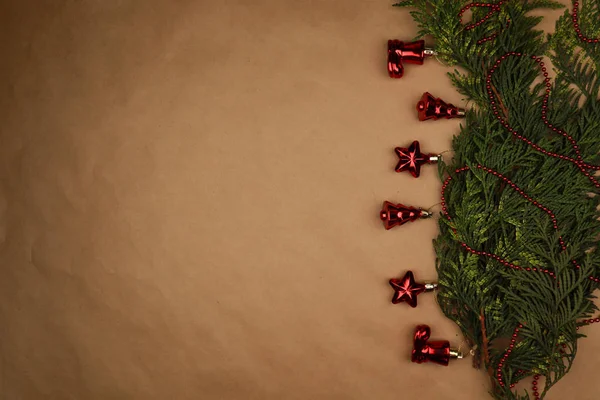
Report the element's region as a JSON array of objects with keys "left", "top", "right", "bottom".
[{"left": 1, "top": 1, "right": 598, "bottom": 399}]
